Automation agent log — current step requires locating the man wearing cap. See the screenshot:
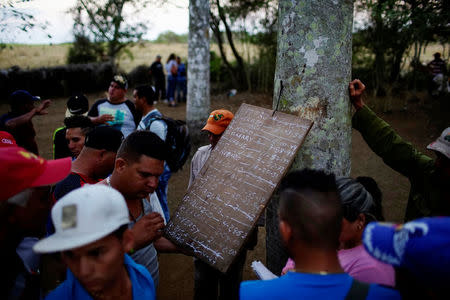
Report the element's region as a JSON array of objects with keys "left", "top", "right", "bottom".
[
  {"left": 88, "top": 75, "right": 139, "bottom": 137},
  {"left": 349, "top": 79, "right": 450, "bottom": 221},
  {"left": 100, "top": 130, "right": 181, "bottom": 287},
  {"left": 134, "top": 84, "right": 171, "bottom": 221},
  {"left": 34, "top": 185, "right": 157, "bottom": 300},
  {"left": 188, "top": 109, "right": 234, "bottom": 188},
  {"left": 363, "top": 217, "right": 450, "bottom": 298},
  {"left": 0, "top": 147, "right": 71, "bottom": 298},
  {"left": 0, "top": 130, "right": 17, "bottom": 147},
  {"left": 54, "top": 126, "right": 124, "bottom": 201},
  {"left": 189, "top": 109, "right": 257, "bottom": 300},
  {"left": 149, "top": 55, "right": 166, "bottom": 103},
  {"left": 240, "top": 169, "right": 400, "bottom": 300},
  {"left": 0, "top": 90, "right": 51, "bottom": 154},
  {"left": 53, "top": 94, "right": 91, "bottom": 159}
]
